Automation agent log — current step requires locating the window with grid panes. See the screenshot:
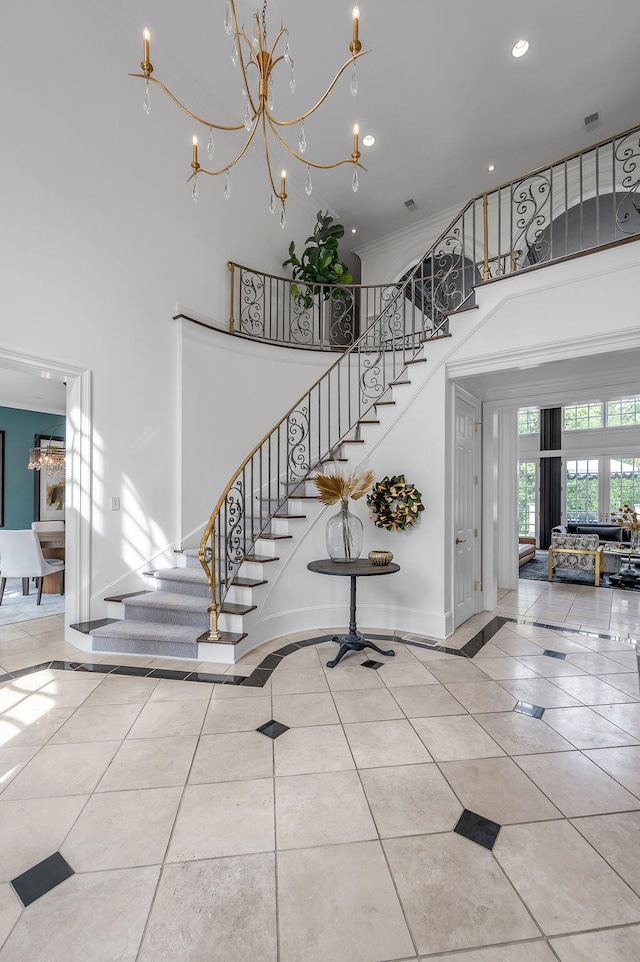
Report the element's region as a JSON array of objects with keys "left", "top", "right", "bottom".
[
  {"left": 564, "top": 402, "right": 603, "bottom": 431},
  {"left": 518, "top": 408, "right": 539, "bottom": 434},
  {"left": 607, "top": 396, "right": 640, "bottom": 427}
]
